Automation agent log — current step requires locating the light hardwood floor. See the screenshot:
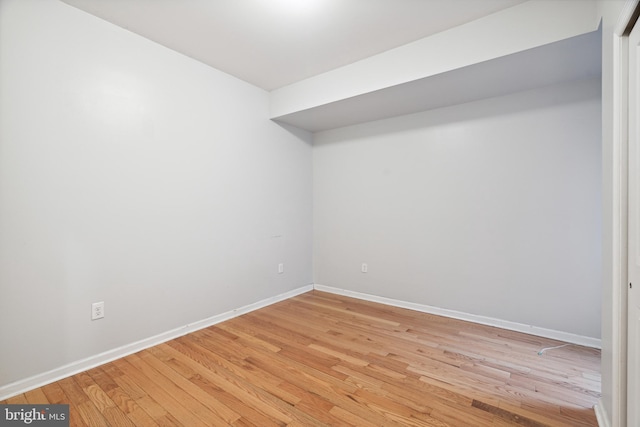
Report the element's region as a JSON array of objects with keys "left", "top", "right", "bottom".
[{"left": 1, "top": 291, "right": 601, "bottom": 426}]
